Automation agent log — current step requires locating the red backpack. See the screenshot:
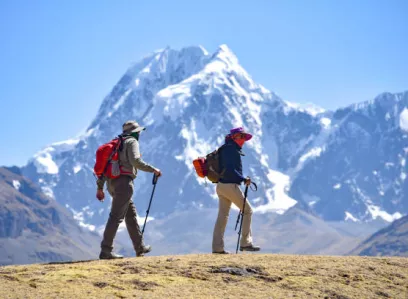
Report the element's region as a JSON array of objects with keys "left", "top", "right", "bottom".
[{"left": 94, "top": 135, "right": 124, "bottom": 179}]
